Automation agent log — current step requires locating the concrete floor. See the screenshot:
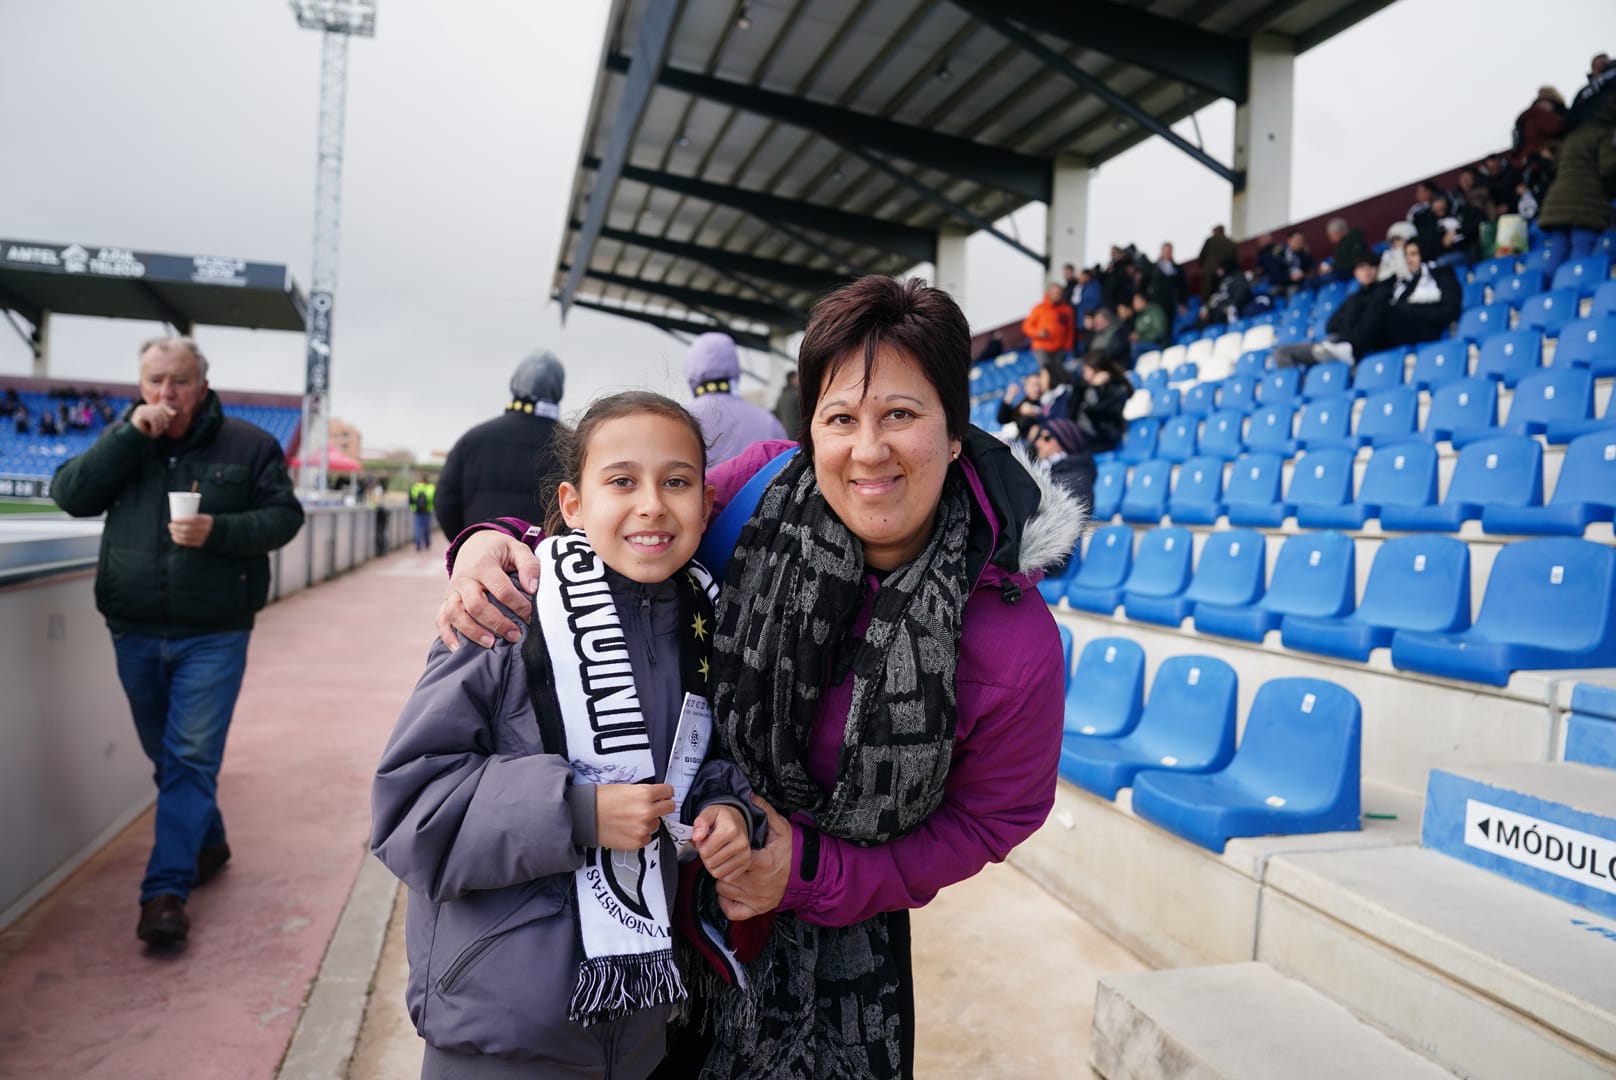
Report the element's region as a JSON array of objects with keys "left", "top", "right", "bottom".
[{"left": 350, "top": 859, "right": 1146, "bottom": 1078}]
